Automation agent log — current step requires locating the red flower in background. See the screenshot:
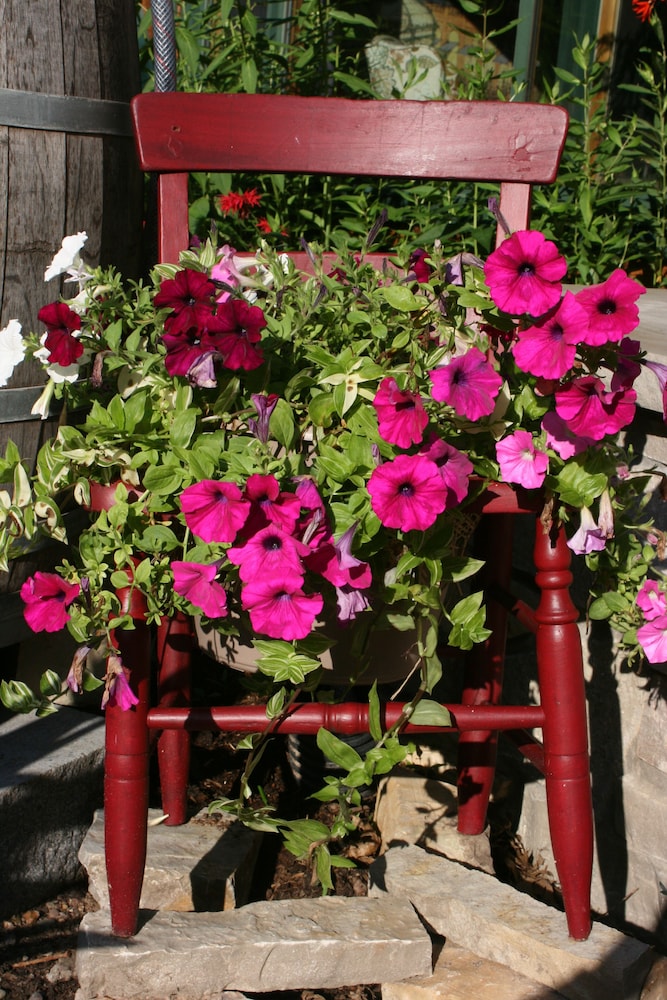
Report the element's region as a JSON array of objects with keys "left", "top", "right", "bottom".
[
  {"left": 220, "top": 189, "right": 262, "bottom": 218},
  {"left": 632, "top": 0, "right": 665, "bottom": 21}
]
